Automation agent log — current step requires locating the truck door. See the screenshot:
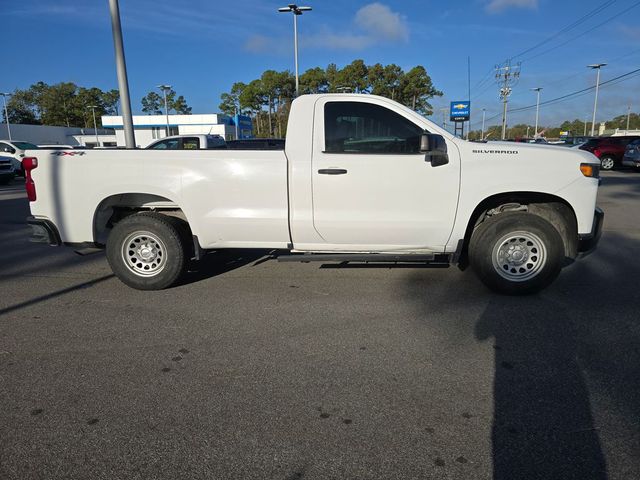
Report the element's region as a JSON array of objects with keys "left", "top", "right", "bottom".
[{"left": 311, "top": 99, "right": 460, "bottom": 250}]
